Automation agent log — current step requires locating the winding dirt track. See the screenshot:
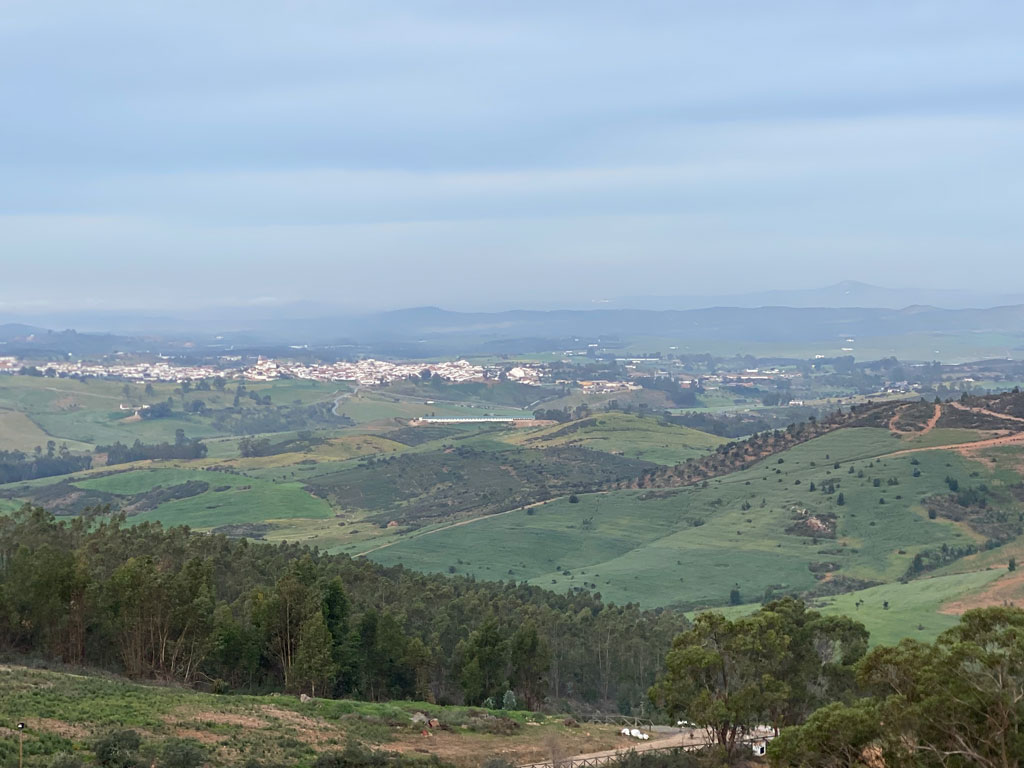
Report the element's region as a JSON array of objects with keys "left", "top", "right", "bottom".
[
  {"left": 888, "top": 430, "right": 1024, "bottom": 458},
  {"left": 948, "top": 401, "right": 1024, "bottom": 424},
  {"left": 888, "top": 403, "right": 941, "bottom": 436}
]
